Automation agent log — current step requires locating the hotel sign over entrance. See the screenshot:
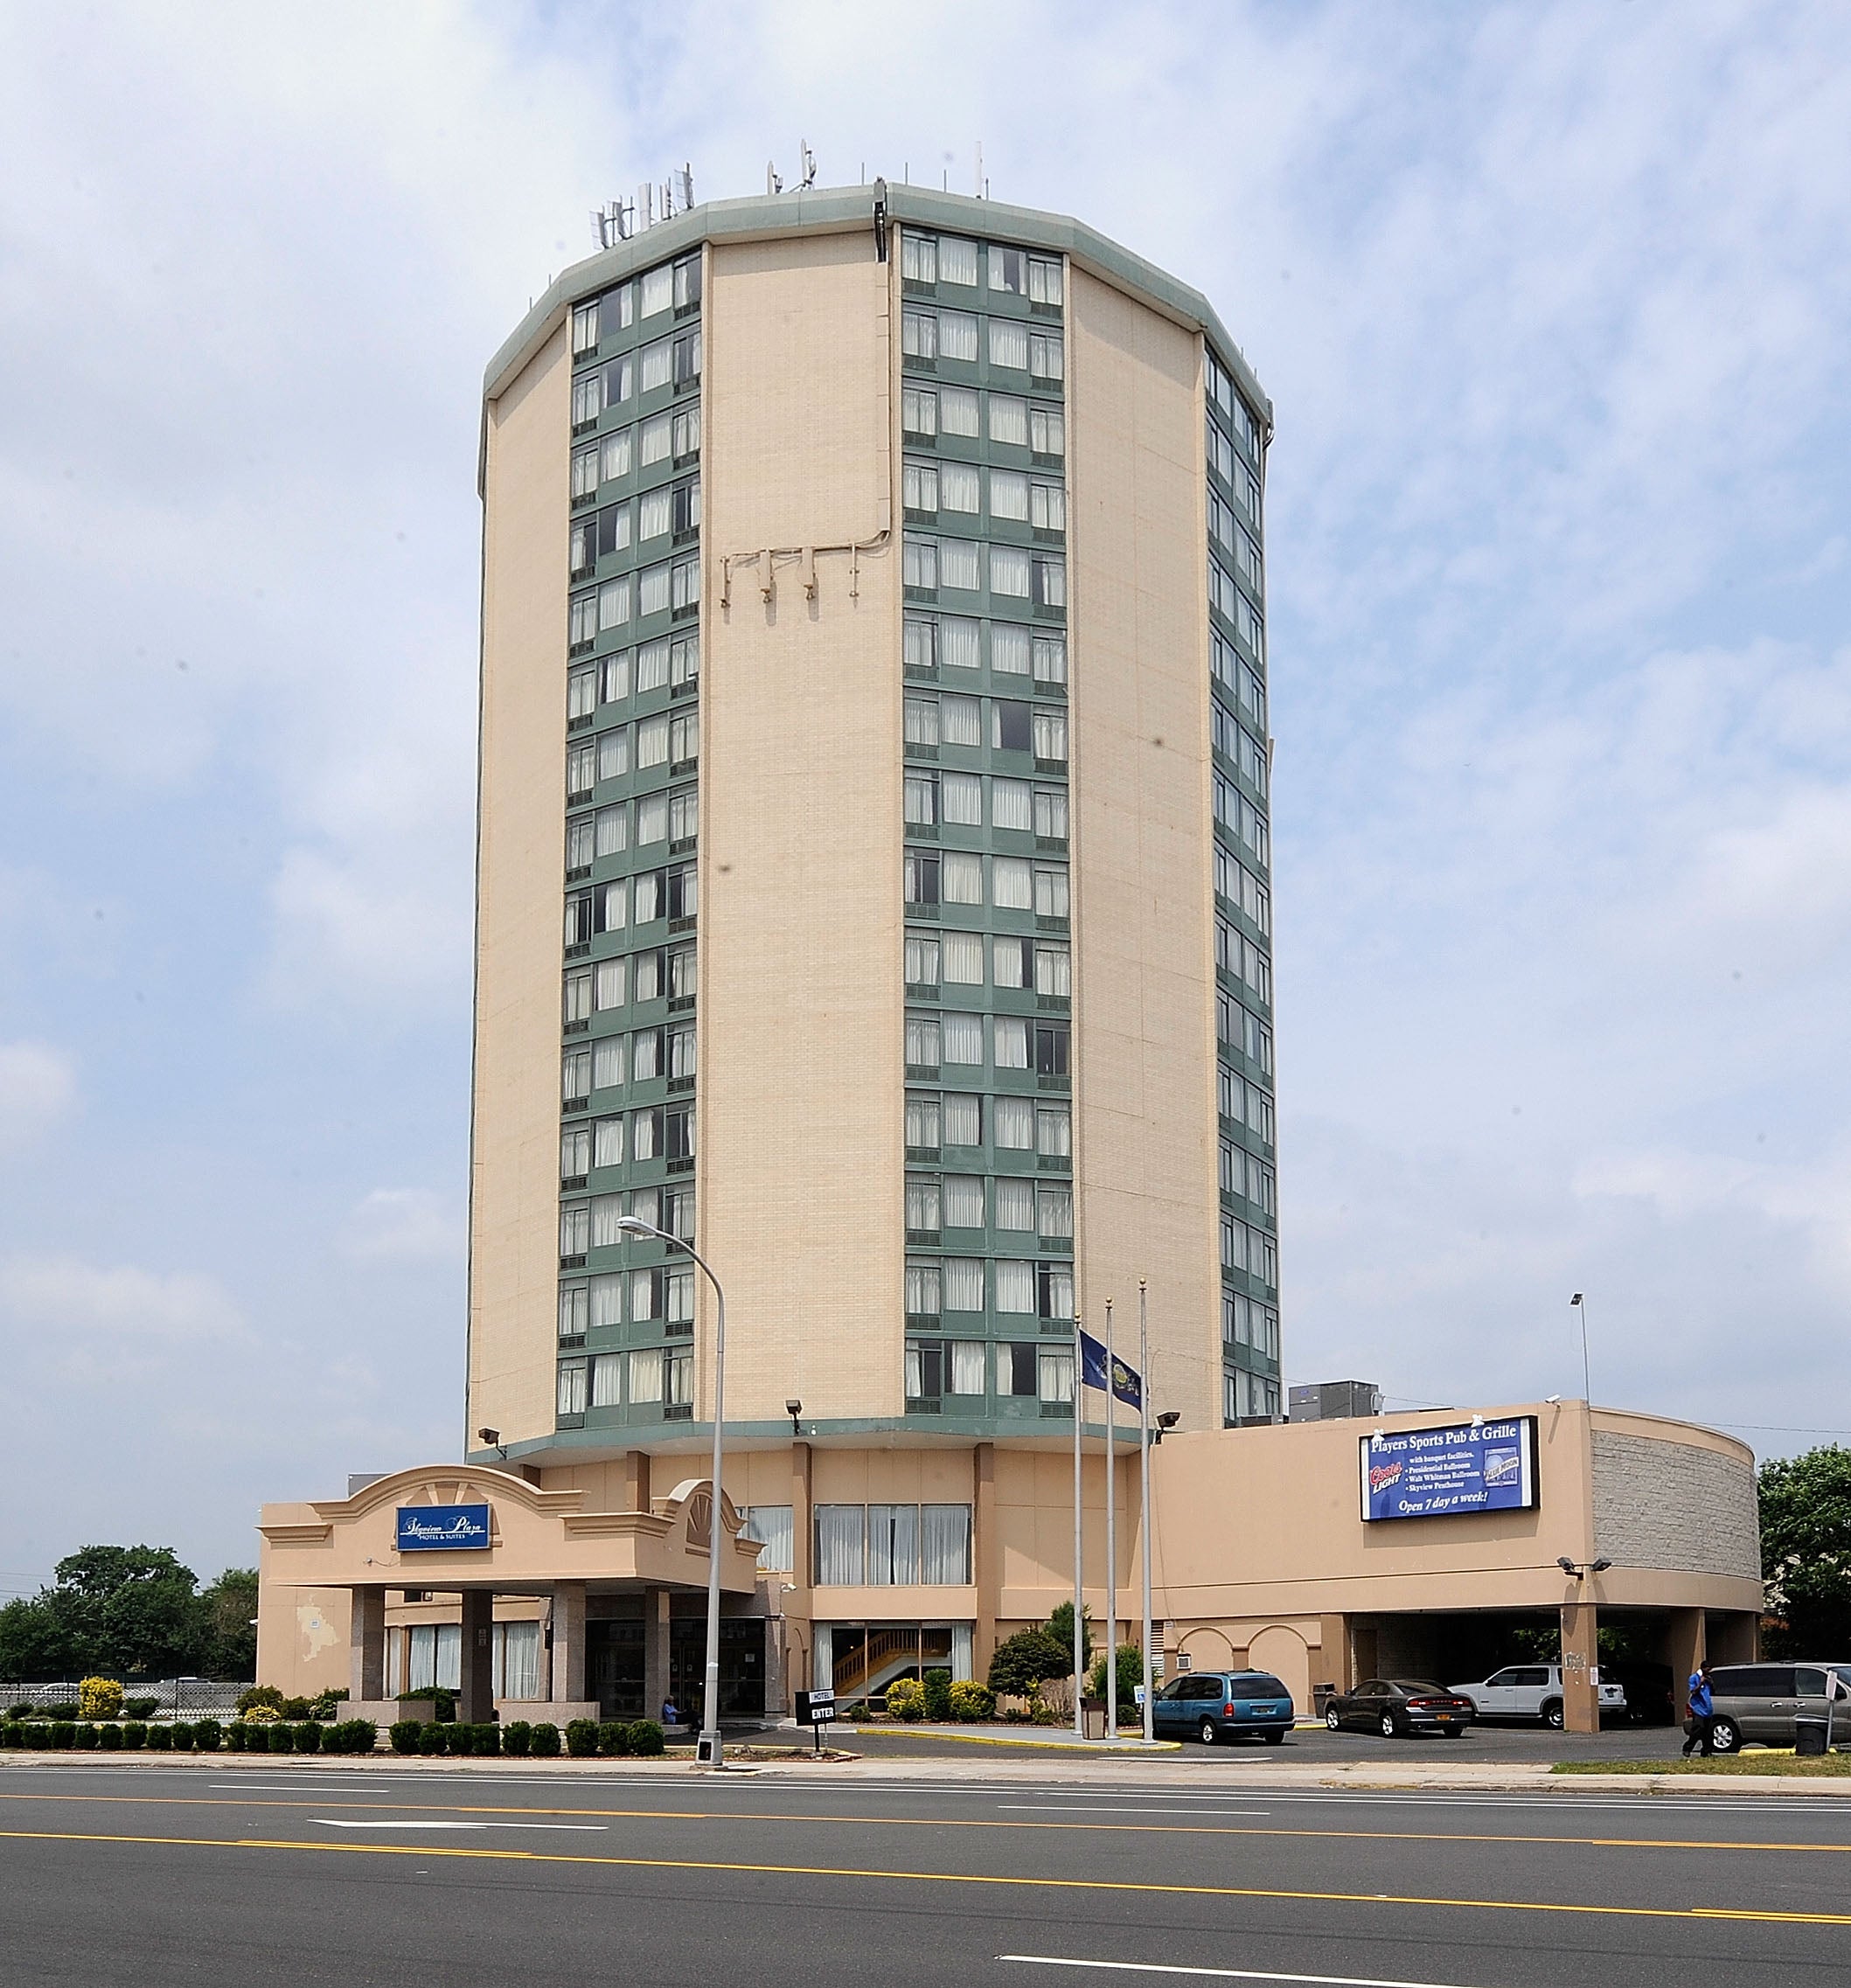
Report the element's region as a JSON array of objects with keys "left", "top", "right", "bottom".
[{"left": 396, "top": 1503, "right": 492, "bottom": 1552}]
